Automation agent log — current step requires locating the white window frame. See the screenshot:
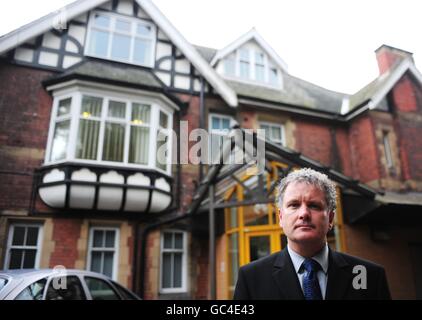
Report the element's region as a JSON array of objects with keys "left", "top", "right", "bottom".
[
  {"left": 85, "top": 11, "right": 156, "bottom": 67},
  {"left": 86, "top": 226, "right": 120, "bottom": 281},
  {"left": 4, "top": 223, "right": 43, "bottom": 270},
  {"left": 259, "top": 121, "right": 286, "bottom": 146},
  {"left": 159, "top": 230, "right": 188, "bottom": 294},
  {"left": 44, "top": 85, "right": 174, "bottom": 175},
  {"left": 383, "top": 131, "right": 394, "bottom": 168}
]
